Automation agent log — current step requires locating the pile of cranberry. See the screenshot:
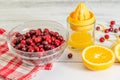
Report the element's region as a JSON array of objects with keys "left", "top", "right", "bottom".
[
  {"left": 12, "top": 28, "right": 65, "bottom": 52},
  {"left": 96, "top": 20, "right": 120, "bottom": 42}
]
